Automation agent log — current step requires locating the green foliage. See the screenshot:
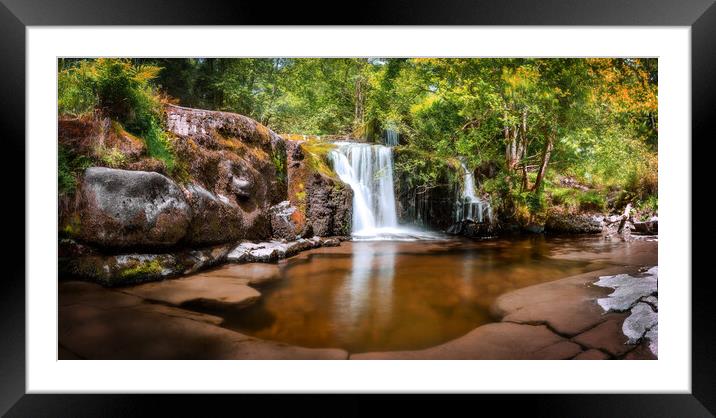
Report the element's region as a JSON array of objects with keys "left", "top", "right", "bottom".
[
  {"left": 58, "top": 58, "right": 658, "bottom": 217},
  {"left": 271, "top": 146, "right": 287, "bottom": 183},
  {"left": 143, "top": 119, "right": 175, "bottom": 172},
  {"left": 58, "top": 59, "right": 177, "bottom": 173},
  {"left": 550, "top": 187, "right": 605, "bottom": 212},
  {"left": 58, "top": 145, "right": 92, "bottom": 195}
]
